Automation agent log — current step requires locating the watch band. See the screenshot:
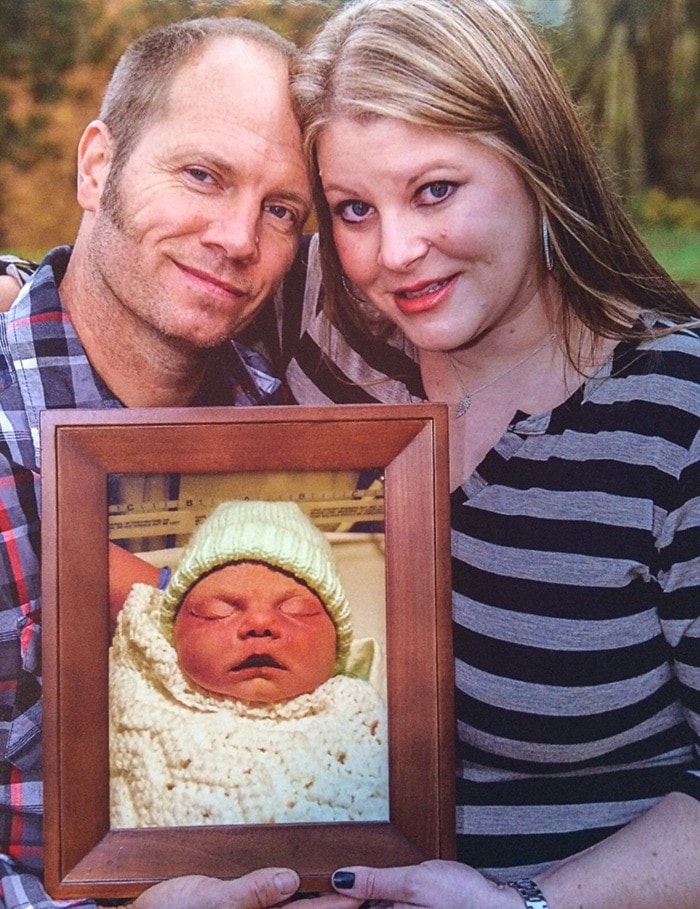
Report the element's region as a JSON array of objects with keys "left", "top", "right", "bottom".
[{"left": 507, "top": 878, "right": 549, "bottom": 909}]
